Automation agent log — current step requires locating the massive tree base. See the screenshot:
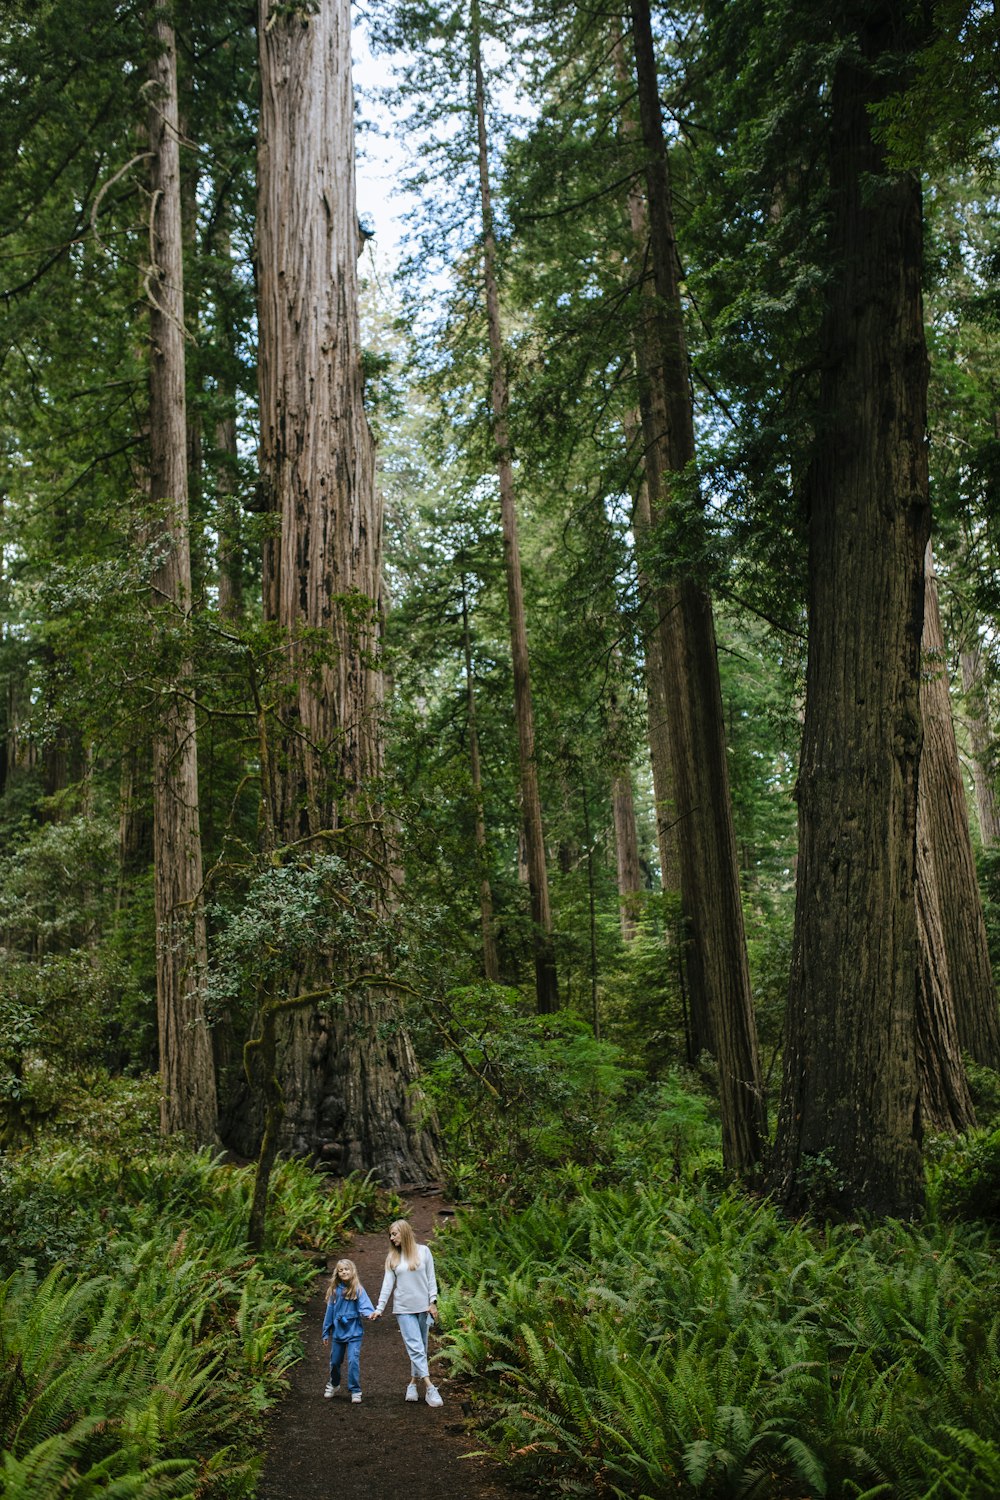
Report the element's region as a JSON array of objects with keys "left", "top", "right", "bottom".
[{"left": 223, "top": 999, "right": 440, "bottom": 1185}]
